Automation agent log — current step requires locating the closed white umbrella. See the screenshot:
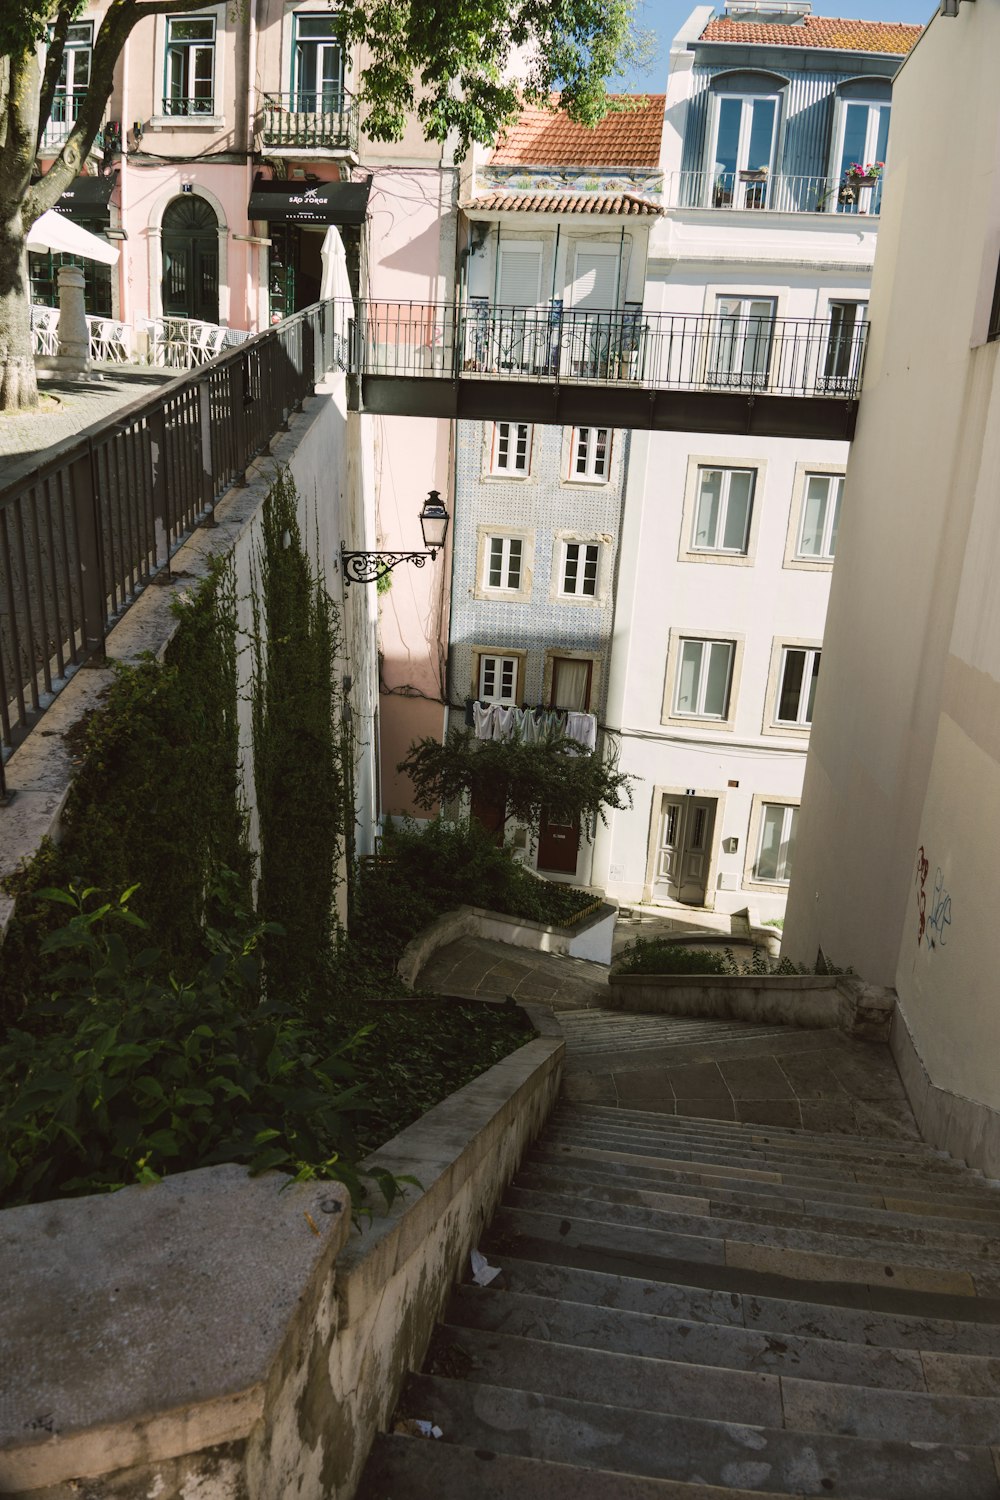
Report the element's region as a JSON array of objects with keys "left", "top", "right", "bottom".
[{"left": 25, "top": 209, "right": 119, "bottom": 266}]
